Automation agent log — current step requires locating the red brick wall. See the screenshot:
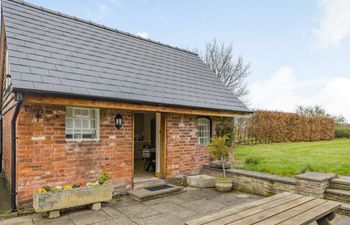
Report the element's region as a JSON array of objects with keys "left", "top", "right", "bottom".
[
  {"left": 15, "top": 104, "right": 133, "bottom": 207},
  {"left": 166, "top": 114, "right": 217, "bottom": 177}
]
